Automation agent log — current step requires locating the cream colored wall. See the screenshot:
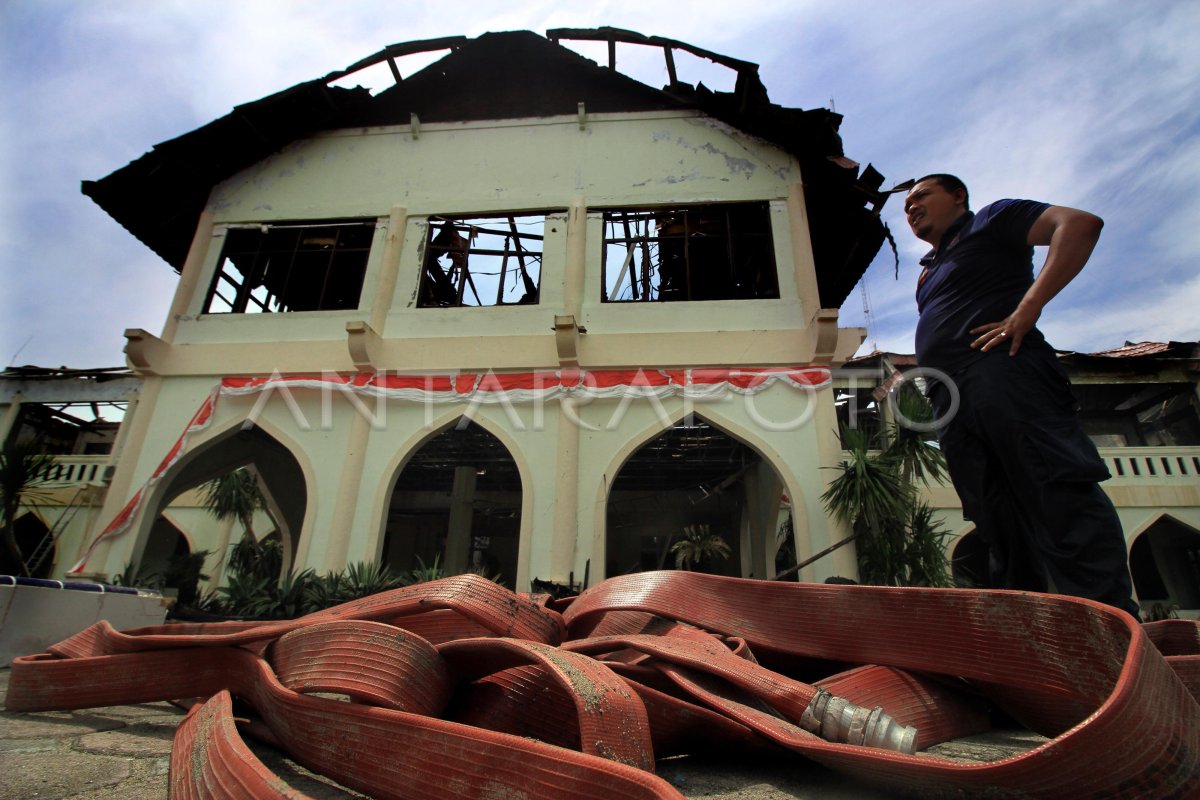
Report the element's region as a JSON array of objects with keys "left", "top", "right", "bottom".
[
  {"left": 155, "top": 111, "right": 821, "bottom": 374},
  {"left": 83, "top": 109, "right": 862, "bottom": 586},
  {"left": 90, "top": 377, "right": 844, "bottom": 585},
  {"left": 209, "top": 113, "right": 798, "bottom": 224}
]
